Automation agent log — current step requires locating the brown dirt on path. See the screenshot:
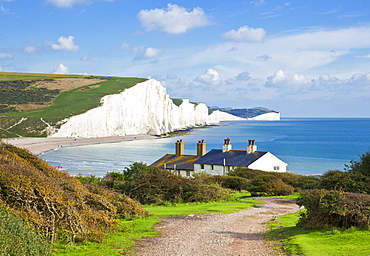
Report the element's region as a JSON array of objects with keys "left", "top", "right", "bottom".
[{"left": 133, "top": 198, "right": 300, "bottom": 256}]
